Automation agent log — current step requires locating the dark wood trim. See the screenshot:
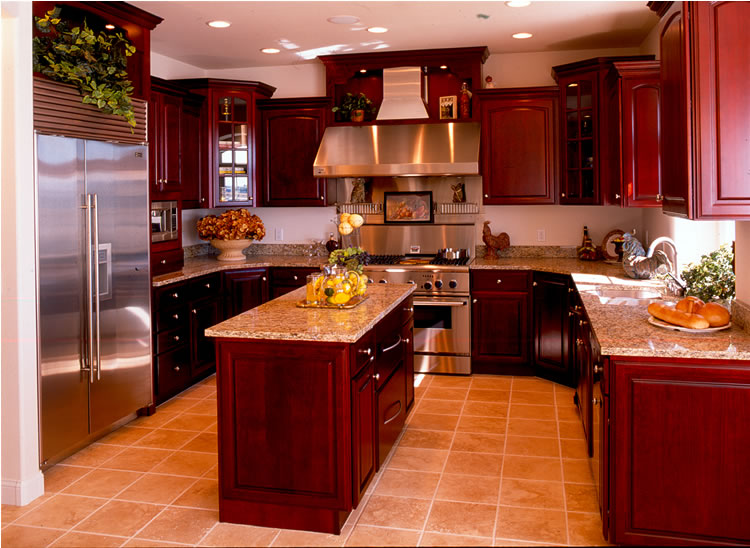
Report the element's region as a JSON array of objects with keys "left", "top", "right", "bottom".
[
  {"left": 257, "top": 97, "right": 331, "bottom": 110},
  {"left": 319, "top": 46, "right": 490, "bottom": 68},
  {"left": 551, "top": 55, "right": 656, "bottom": 82},
  {"left": 647, "top": 1, "right": 673, "bottom": 17},
  {"left": 172, "top": 78, "right": 277, "bottom": 98},
  {"left": 475, "top": 85, "right": 560, "bottom": 98}
]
